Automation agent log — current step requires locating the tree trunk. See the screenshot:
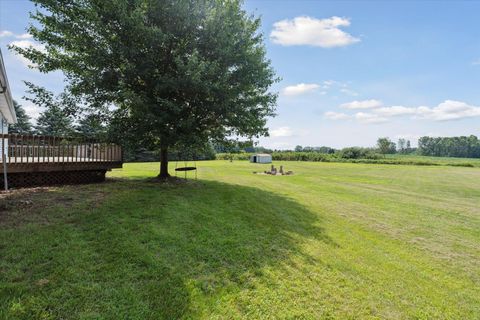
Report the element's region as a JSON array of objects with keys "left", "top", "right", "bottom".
[{"left": 158, "top": 147, "right": 170, "bottom": 179}]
